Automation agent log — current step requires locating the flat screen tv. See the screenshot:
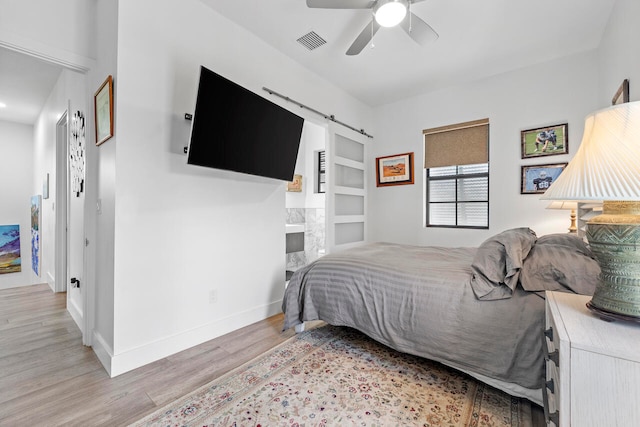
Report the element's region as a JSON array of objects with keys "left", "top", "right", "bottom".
[{"left": 187, "top": 66, "right": 304, "bottom": 181}]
